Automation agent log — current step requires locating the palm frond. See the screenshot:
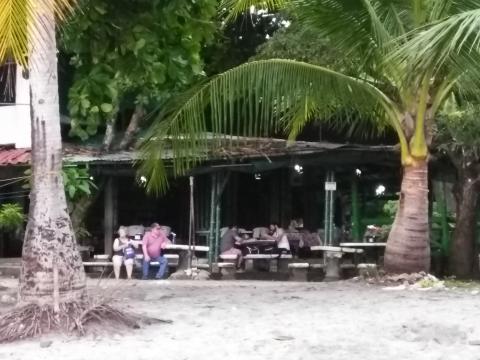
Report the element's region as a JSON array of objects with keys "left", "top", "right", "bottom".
[
  {"left": 0, "top": 0, "right": 76, "bottom": 66},
  {"left": 139, "top": 59, "right": 405, "bottom": 194},
  {"left": 391, "top": 7, "right": 480, "bottom": 81},
  {"left": 292, "top": 0, "right": 405, "bottom": 62}
]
